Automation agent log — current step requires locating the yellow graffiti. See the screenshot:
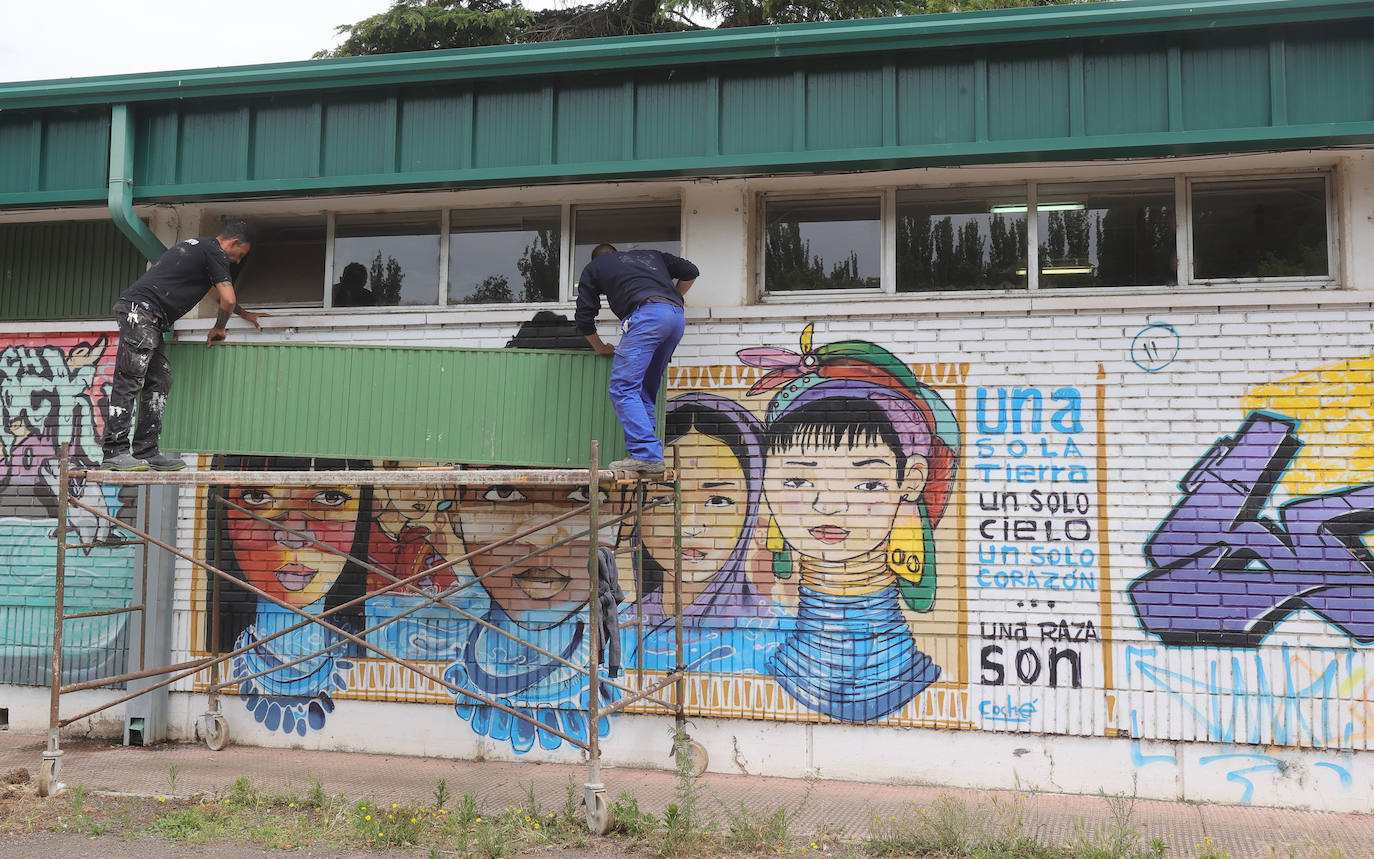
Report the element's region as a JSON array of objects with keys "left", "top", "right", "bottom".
[{"left": 1242, "top": 356, "right": 1374, "bottom": 497}]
